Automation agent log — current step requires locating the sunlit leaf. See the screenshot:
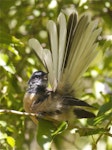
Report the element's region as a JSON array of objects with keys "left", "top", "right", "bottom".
[
  {"left": 93, "top": 111, "right": 112, "bottom": 125},
  {"left": 0, "top": 121, "right": 7, "bottom": 127},
  {"left": 52, "top": 121, "right": 68, "bottom": 136},
  {"left": 6, "top": 136, "right": 15, "bottom": 148},
  {"left": 0, "top": 132, "right": 7, "bottom": 140},
  {"left": 0, "top": 31, "right": 24, "bottom": 47},
  {"left": 0, "top": 53, "right": 16, "bottom": 74}
]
